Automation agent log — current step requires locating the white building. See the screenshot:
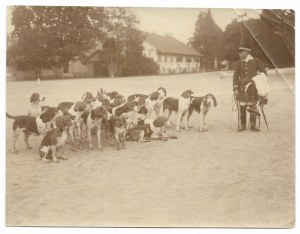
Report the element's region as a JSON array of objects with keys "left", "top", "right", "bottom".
[{"left": 142, "top": 32, "right": 201, "bottom": 74}]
